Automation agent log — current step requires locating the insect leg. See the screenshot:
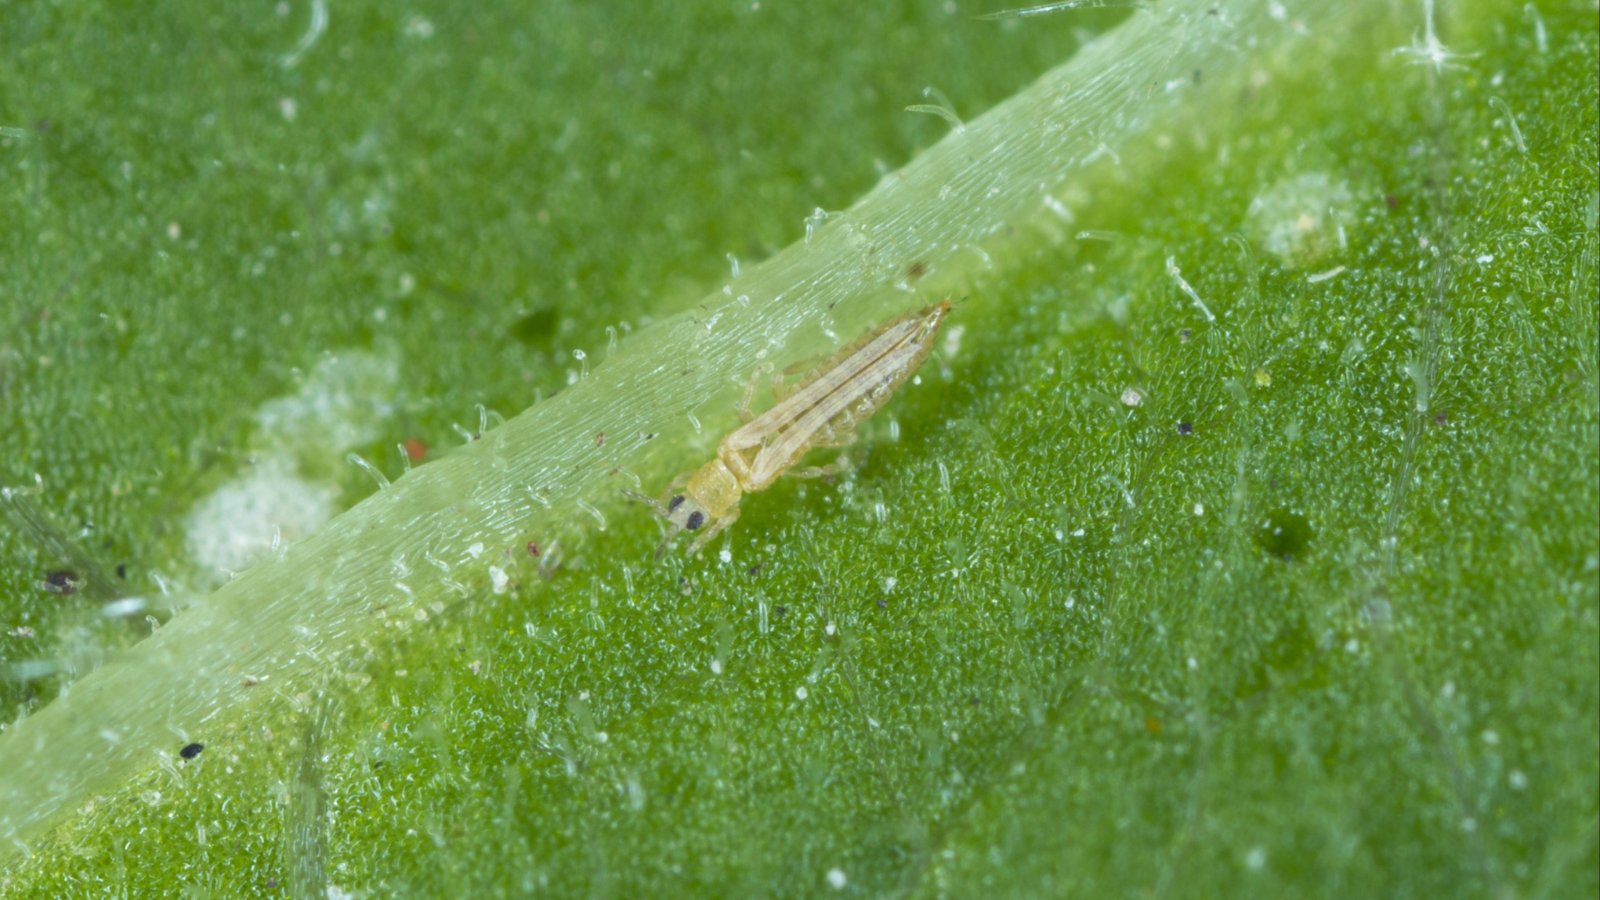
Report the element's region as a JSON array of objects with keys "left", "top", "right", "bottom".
[
  {"left": 787, "top": 455, "right": 851, "bottom": 480},
  {"left": 807, "top": 428, "right": 859, "bottom": 450}
]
